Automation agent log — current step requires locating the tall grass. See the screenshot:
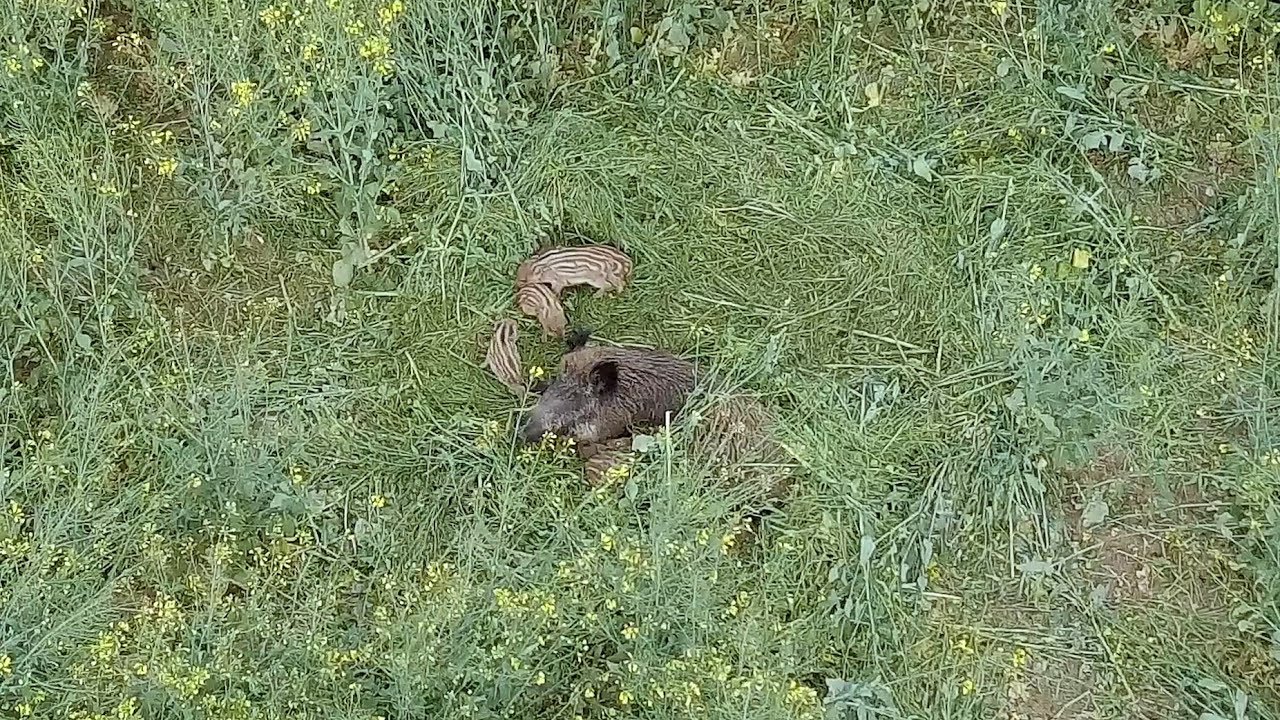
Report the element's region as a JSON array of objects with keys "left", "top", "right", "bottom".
[{"left": 1, "top": 0, "right": 1278, "bottom": 717}]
